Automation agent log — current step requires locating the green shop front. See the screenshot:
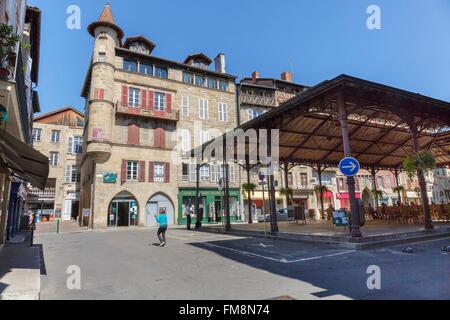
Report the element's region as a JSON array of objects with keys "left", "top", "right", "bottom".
[{"left": 178, "top": 188, "right": 241, "bottom": 225}]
